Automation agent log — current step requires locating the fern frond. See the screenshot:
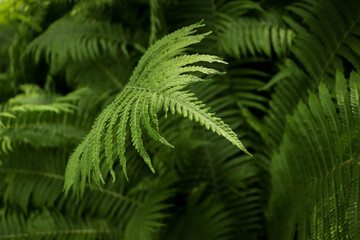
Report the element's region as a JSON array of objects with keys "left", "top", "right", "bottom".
[
  {"left": 64, "top": 22, "right": 249, "bottom": 196},
  {"left": 268, "top": 71, "right": 360, "bottom": 239},
  {"left": 0, "top": 148, "right": 69, "bottom": 211},
  {"left": 217, "top": 16, "right": 294, "bottom": 59},
  {"left": 0, "top": 87, "right": 92, "bottom": 153},
  {"left": 124, "top": 174, "right": 175, "bottom": 239},
  {"left": 265, "top": 0, "right": 360, "bottom": 146},
  {"left": 0, "top": 145, "right": 176, "bottom": 237},
  {"left": 153, "top": 79, "right": 265, "bottom": 238},
  {"left": 26, "top": 15, "right": 135, "bottom": 65},
  {"left": 167, "top": 0, "right": 263, "bottom": 54}
]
